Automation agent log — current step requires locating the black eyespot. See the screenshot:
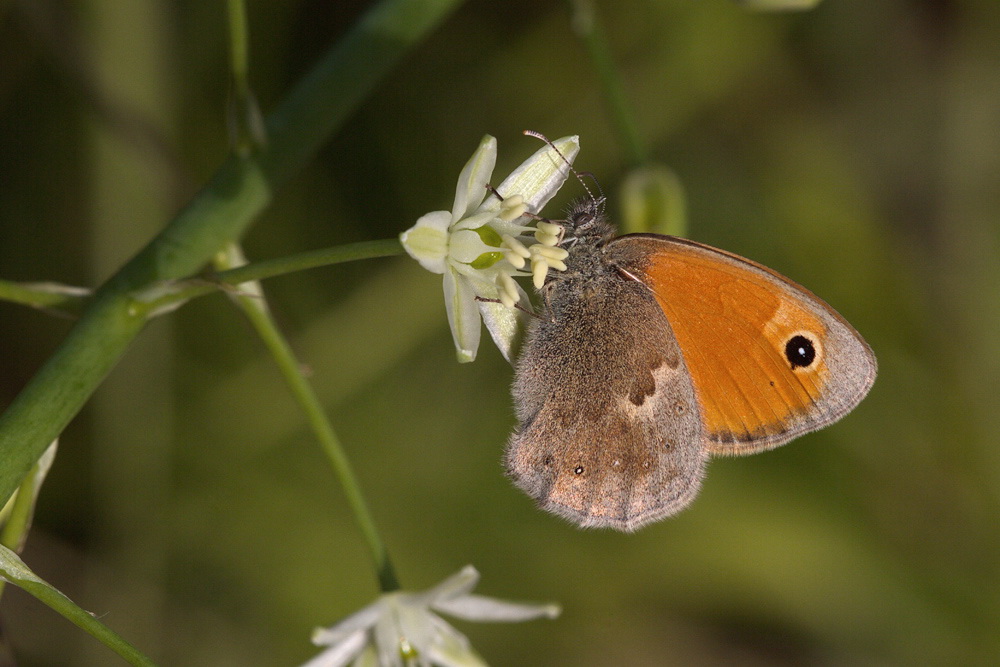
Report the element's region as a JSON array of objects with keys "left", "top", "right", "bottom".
[
  {"left": 785, "top": 335, "right": 817, "bottom": 369},
  {"left": 542, "top": 456, "right": 553, "bottom": 467},
  {"left": 573, "top": 465, "right": 584, "bottom": 475}
]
